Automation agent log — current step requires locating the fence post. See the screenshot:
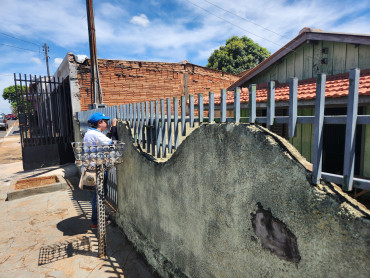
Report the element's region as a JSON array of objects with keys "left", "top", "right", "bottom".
[
  {"left": 133, "top": 103, "right": 137, "bottom": 140},
  {"left": 174, "top": 97, "right": 179, "bottom": 149},
  {"left": 137, "top": 103, "right": 142, "bottom": 144},
  {"left": 167, "top": 98, "right": 172, "bottom": 153},
  {"left": 312, "top": 74, "right": 326, "bottom": 184},
  {"left": 209, "top": 91, "right": 214, "bottom": 123},
  {"left": 234, "top": 87, "right": 240, "bottom": 123},
  {"left": 141, "top": 102, "right": 145, "bottom": 145},
  {"left": 198, "top": 93, "right": 203, "bottom": 125},
  {"left": 129, "top": 103, "right": 133, "bottom": 126},
  {"left": 181, "top": 96, "right": 186, "bottom": 136},
  {"left": 150, "top": 101, "right": 155, "bottom": 156},
  {"left": 161, "top": 99, "right": 166, "bottom": 157},
  {"left": 145, "top": 101, "right": 149, "bottom": 152},
  {"left": 267, "top": 81, "right": 275, "bottom": 127},
  {"left": 155, "top": 100, "right": 160, "bottom": 158},
  {"left": 289, "top": 77, "right": 298, "bottom": 137},
  {"left": 221, "top": 89, "right": 226, "bottom": 123},
  {"left": 189, "top": 95, "right": 194, "bottom": 128},
  {"left": 249, "top": 84, "right": 256, "bottom": 123},
  {"left": 343, "top": 68, "right": 360, "bottom": 191}
]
